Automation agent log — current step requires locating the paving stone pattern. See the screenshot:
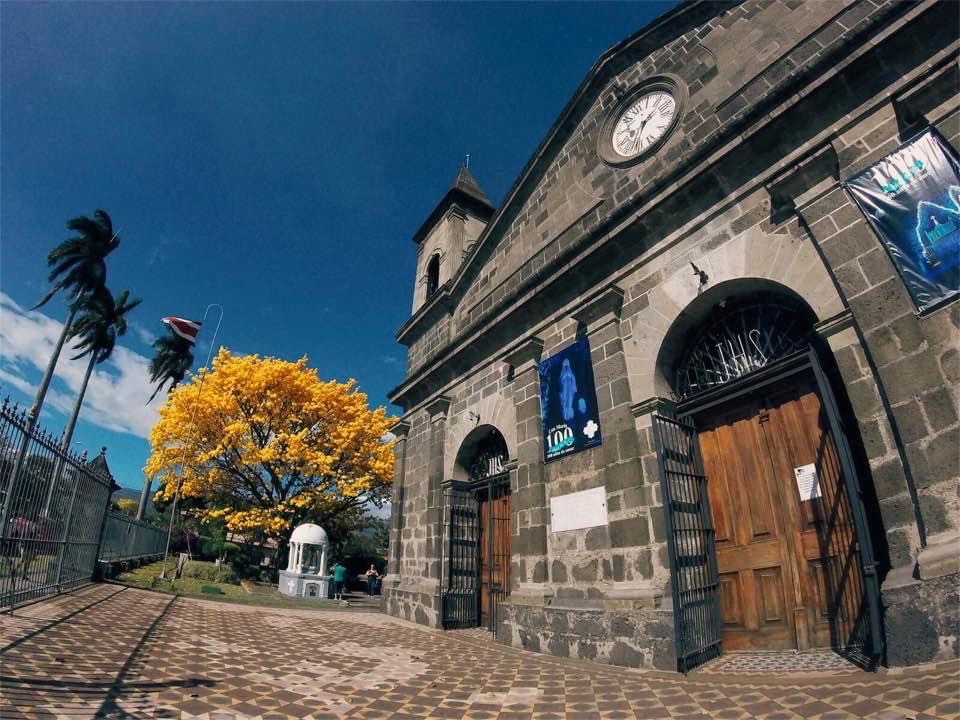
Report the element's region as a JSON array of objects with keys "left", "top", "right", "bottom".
[
  {"left": 1, "top": 584, "right": 958, "bottom": 719},
  {"left": 697, "top": 652, "right": 859, "bottom": 675}
]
